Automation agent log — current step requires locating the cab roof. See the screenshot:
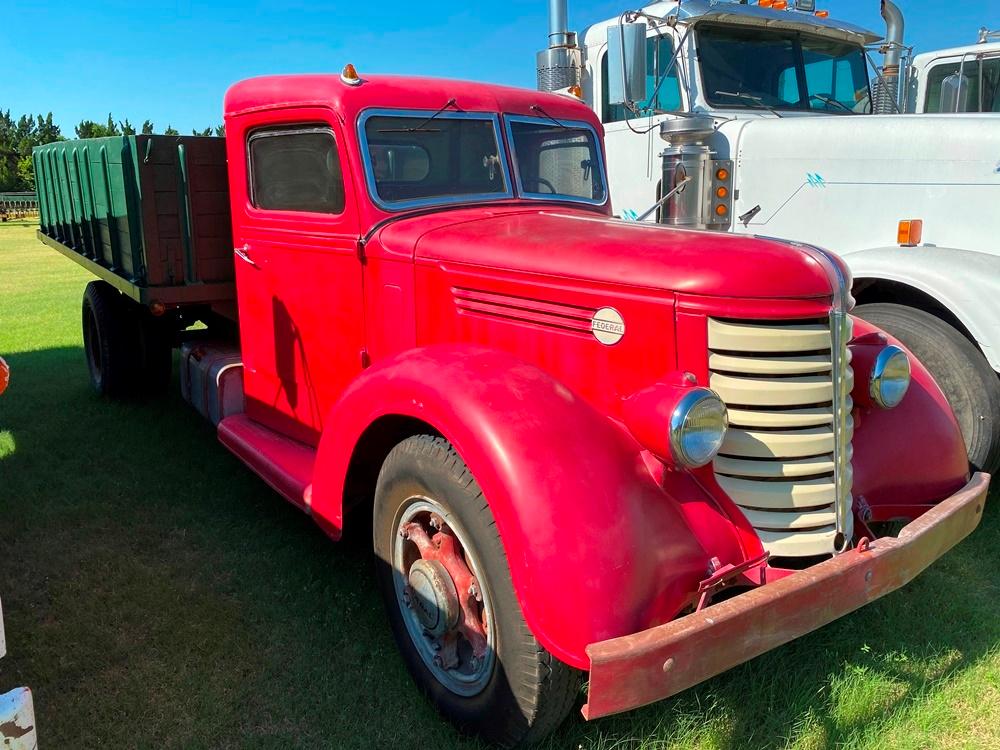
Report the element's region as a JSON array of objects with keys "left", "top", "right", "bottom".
[{"left": 224, "top": 73, "right": 601, "bottom": 127}]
